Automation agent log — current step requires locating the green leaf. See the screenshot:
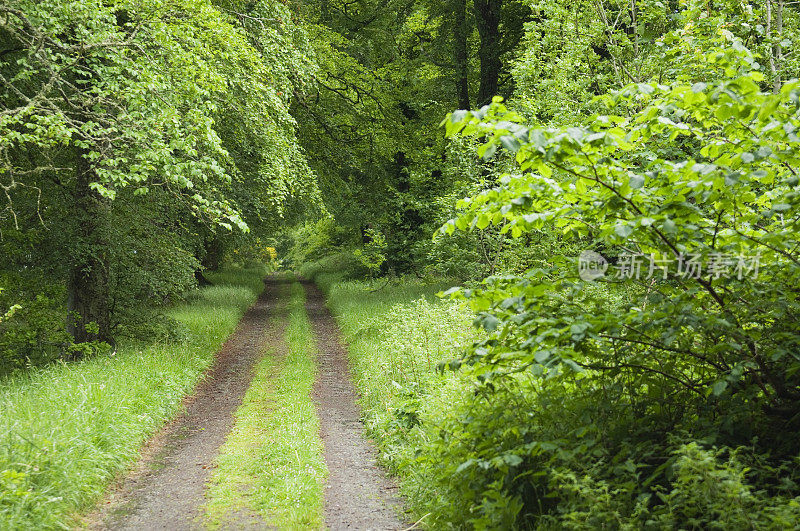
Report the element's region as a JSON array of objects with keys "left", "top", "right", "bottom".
[
  {"left": 450, "top": 109, "right": 468, "bottom": 123},
  {"left": 562, "top": 359, "right": 585, "bottom": 373},
  {"left": 455, "top": 459, "right": 476, "bottom": 474},
  {"left": 724, "top": 172, "right": 741, "bottom": 186},
  {"left": 629, "top": 175, "right": 645, "bottom": 189},
  {"left": 500, "top": 135, "right": 521, "bottom": 152},
  {"left": 480, "top": 144, "right": 497, "bottom": 160},
  {"left": 637, "top": 83, "right": 655, "bottom": 95},
  {"left": 477, "top": 314, "right": 500, "bottom": 332},
  {"left": 614, "top": 224, "right": 634, "bottom": 238}
]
